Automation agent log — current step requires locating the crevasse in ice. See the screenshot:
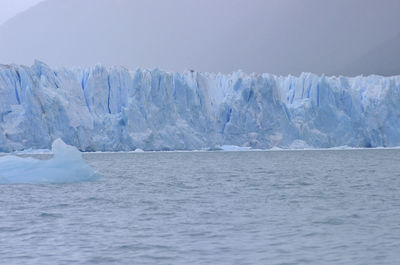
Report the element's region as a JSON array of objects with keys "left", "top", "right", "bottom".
[{"left": 0, "top": 60, "right": 399, "bottom": 151}]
